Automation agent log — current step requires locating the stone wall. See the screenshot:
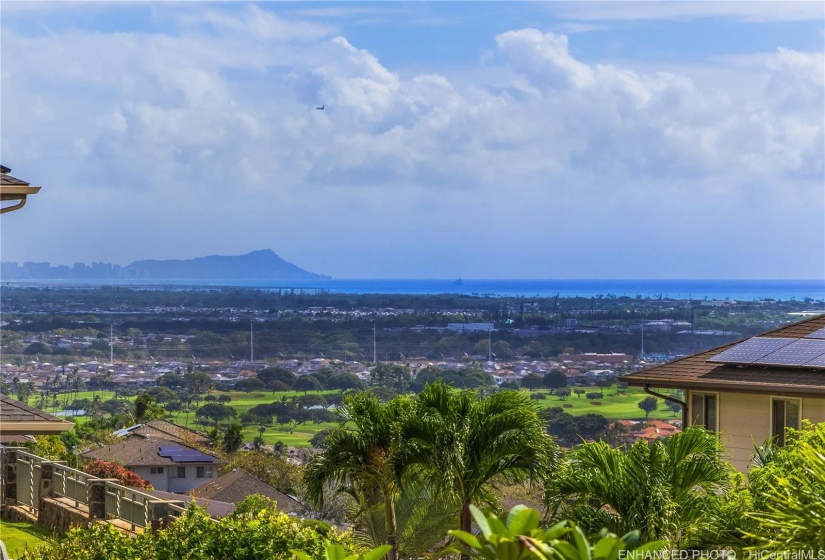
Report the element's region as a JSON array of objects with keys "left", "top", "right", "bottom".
[{"left": 37, "top": 497, "right": 94, "bottom": 534}]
